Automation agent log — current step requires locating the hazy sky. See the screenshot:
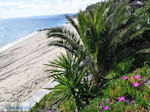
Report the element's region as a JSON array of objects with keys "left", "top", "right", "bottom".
[{"left": 0, "top": 0, "right": 101, "bottom": 18}]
